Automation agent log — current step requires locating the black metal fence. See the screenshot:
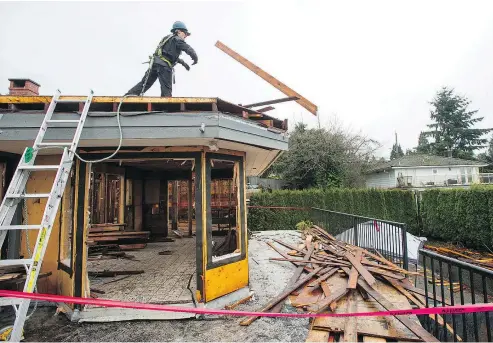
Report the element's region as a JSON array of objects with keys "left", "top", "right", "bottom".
[
  {"left": 311, "top": 208, "right": 410, "bottom": 270},
  {"left": 416, "top": 249, "right": 493, "bottom": 342}
]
